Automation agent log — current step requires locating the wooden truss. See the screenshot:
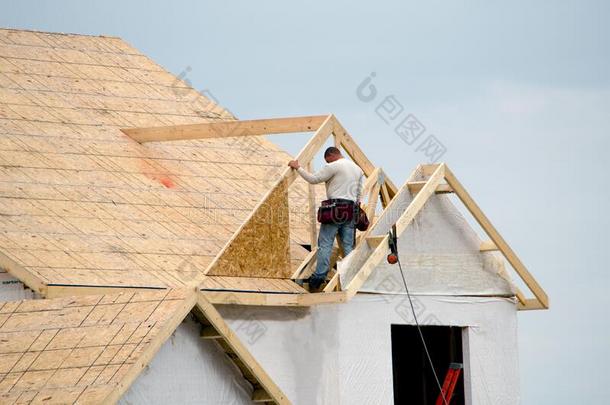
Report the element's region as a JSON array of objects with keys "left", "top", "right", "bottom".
[
  {"left": 343, "top": 163, "right": 549, "bottom": 311},
  {"left": 121, "top": 116, "right": 548, "bottom": 311}
]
